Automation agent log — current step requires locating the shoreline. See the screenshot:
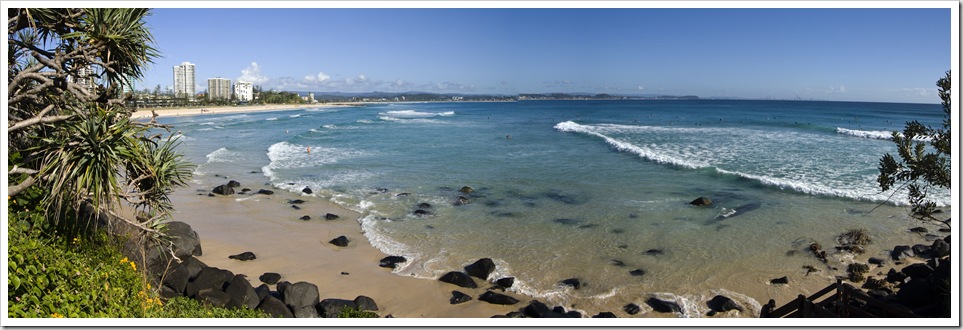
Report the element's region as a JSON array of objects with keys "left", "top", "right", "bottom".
[
  {"left": 168, "top": 183, "right": 525, "bottom": 318},
  {"left": 129, "top": 103, "right": 361, "bottom": 120}
]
